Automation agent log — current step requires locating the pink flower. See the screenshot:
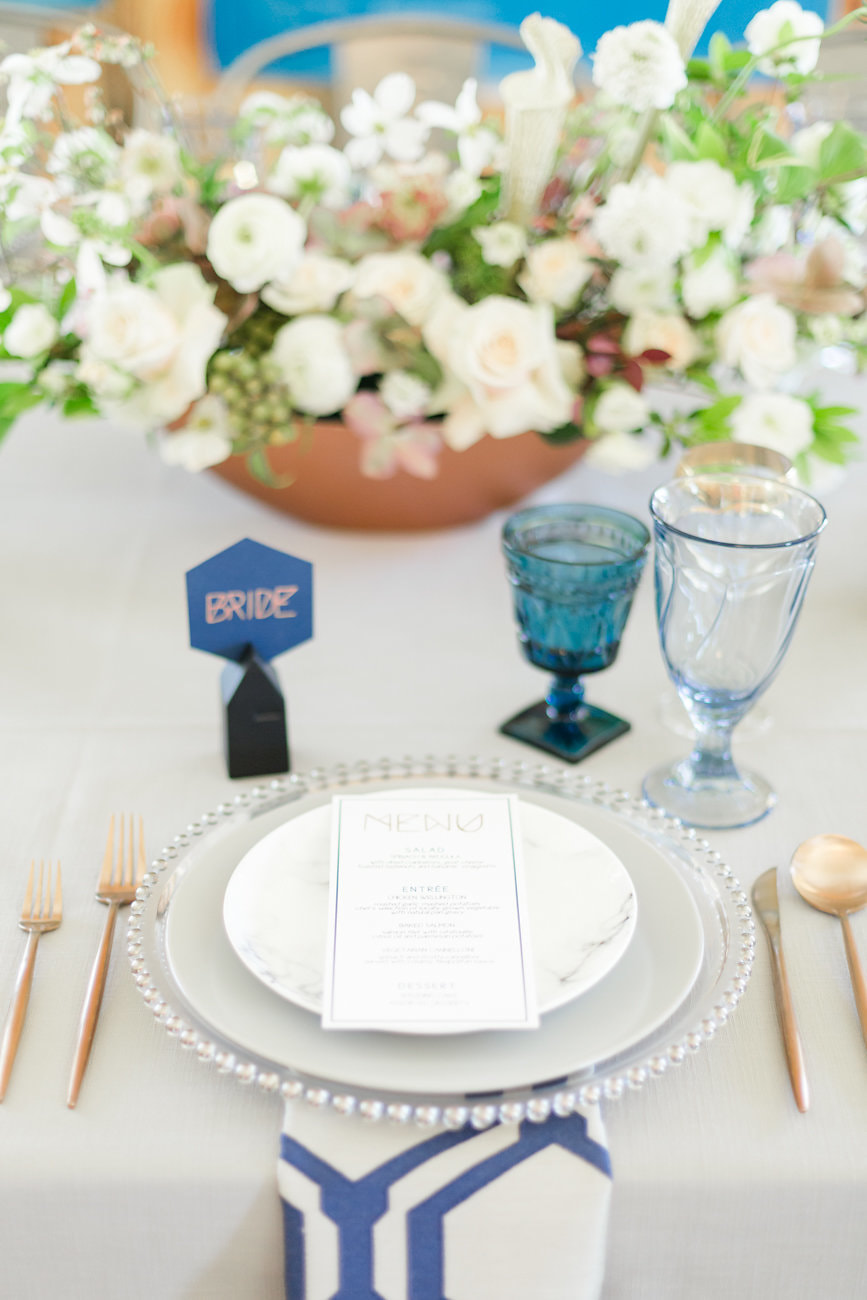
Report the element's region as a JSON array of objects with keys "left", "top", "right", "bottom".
[{"left": 343, "top": 391, "right": 442, "bottom": 479}]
